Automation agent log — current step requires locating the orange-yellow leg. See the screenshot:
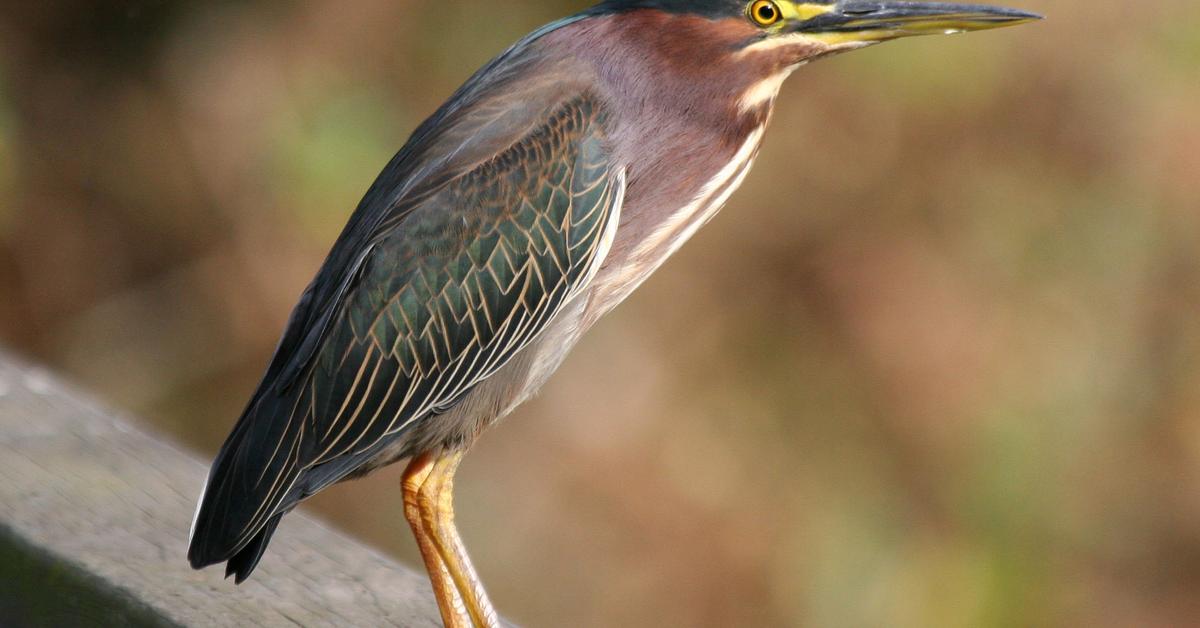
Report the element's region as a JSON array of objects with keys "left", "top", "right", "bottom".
[
  {"left": 402, "top": 451, "right": 499, "bottom": 628},
  {"left": 403, "top": 454, "right": 471, "bottom": 627}
]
